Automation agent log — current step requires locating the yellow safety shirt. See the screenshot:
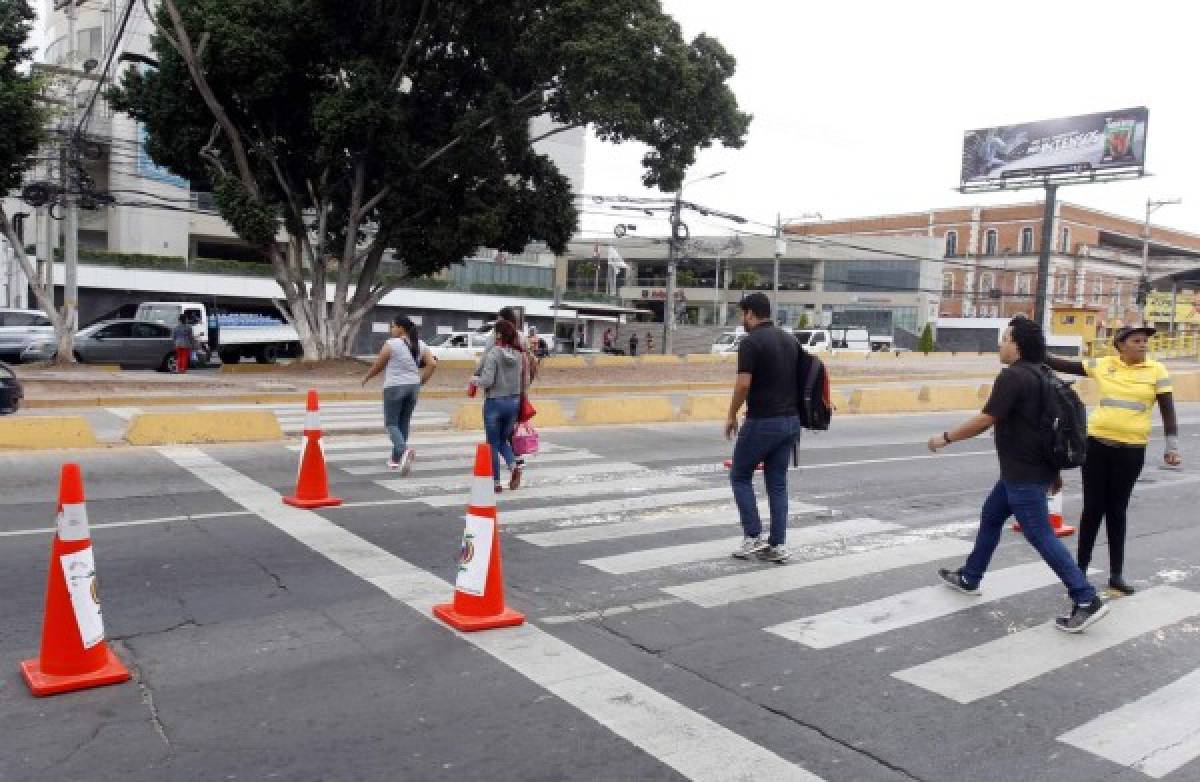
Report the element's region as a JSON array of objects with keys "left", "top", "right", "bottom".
[{"left": 1083, "top": 355, "right": 1172, "bottom": 446}]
